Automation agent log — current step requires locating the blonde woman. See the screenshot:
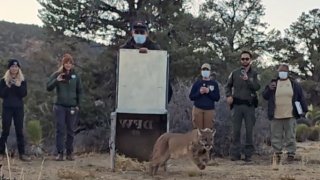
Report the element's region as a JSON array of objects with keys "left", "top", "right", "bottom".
[
  {"left": 47, "top": 53, "right": 83, "bottom": 161},
  {"left": 0, "top": 59, "right": 30, "bottom": 161}
]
